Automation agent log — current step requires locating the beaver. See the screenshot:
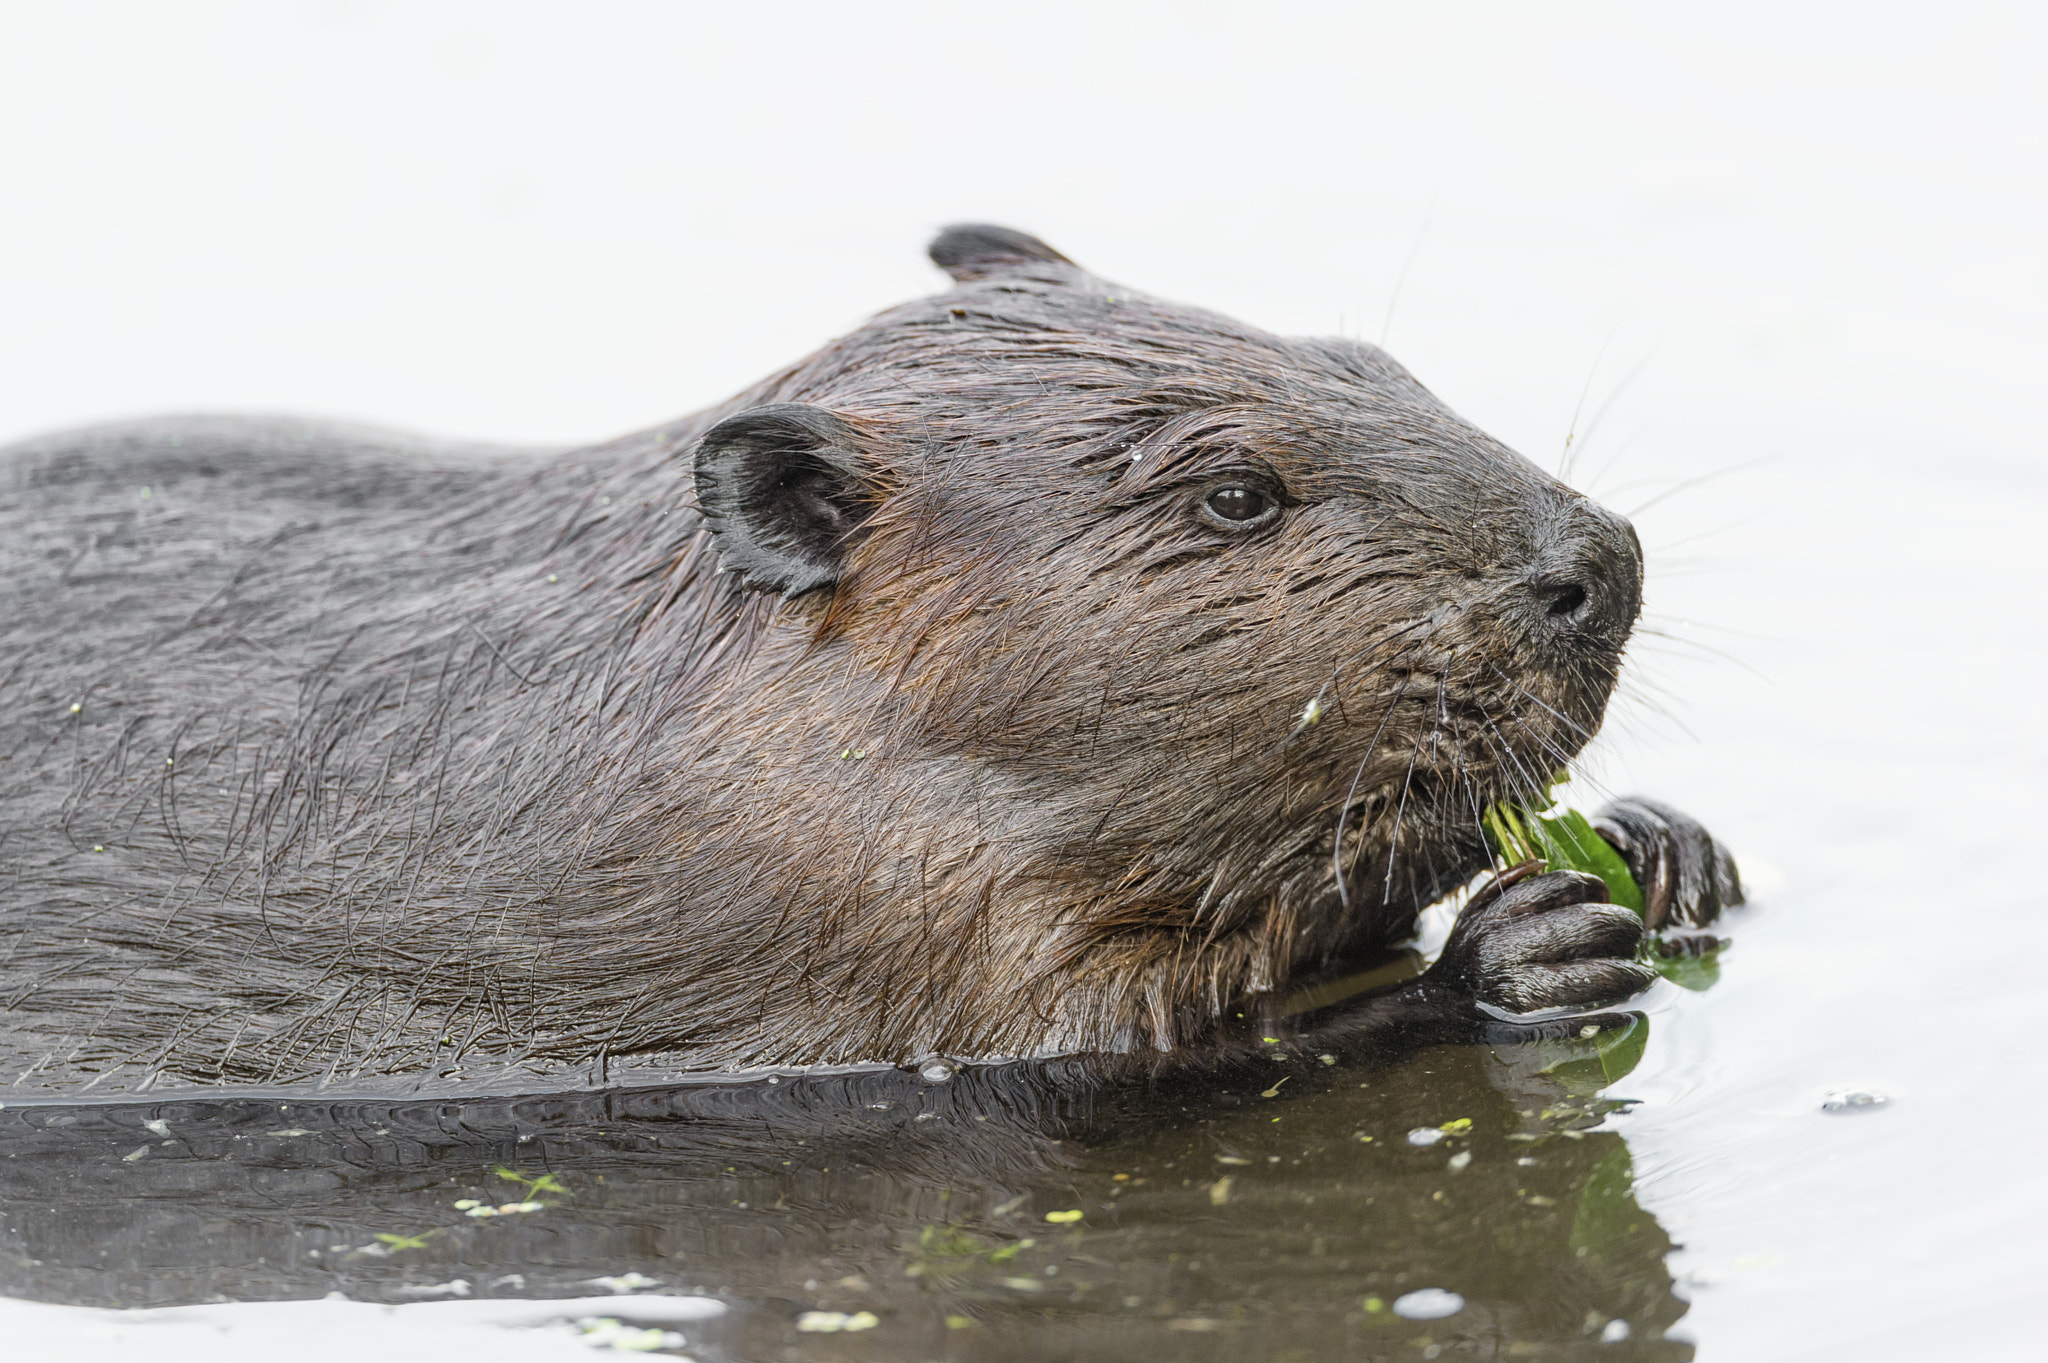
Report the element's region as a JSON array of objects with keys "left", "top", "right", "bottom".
[{"left": 0, "top": 225, "right": 1740, "bottom": 1094}]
